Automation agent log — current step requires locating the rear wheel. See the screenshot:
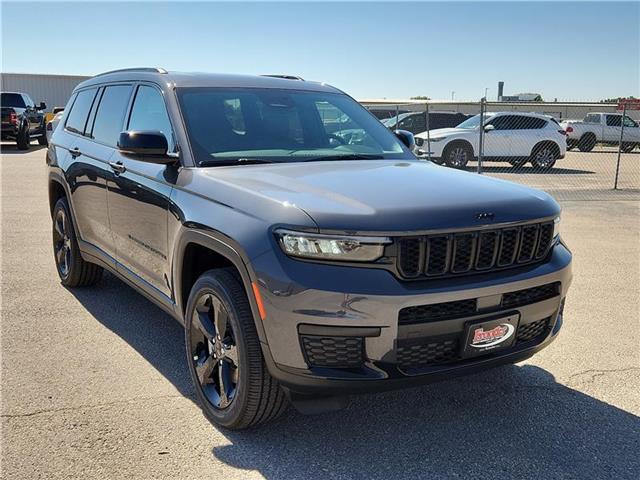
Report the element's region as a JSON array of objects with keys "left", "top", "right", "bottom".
[
  {"left": 16, "top": 126, "right": 30, "bottom": 150},
  {"left": 577, "top": 133, "right": 596, "bottom": 152},
  {"left": 443, "top": 143, "right": 472, "bottom": 169},
  {"left": 530, "top": 144, "right": 558, "bottom": 170},
  {"left": 185, "top": 269, "right": 287, "bottom": 430},
  {"left": 52, "top": 197, "right": 103, "bottom": 286}
]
